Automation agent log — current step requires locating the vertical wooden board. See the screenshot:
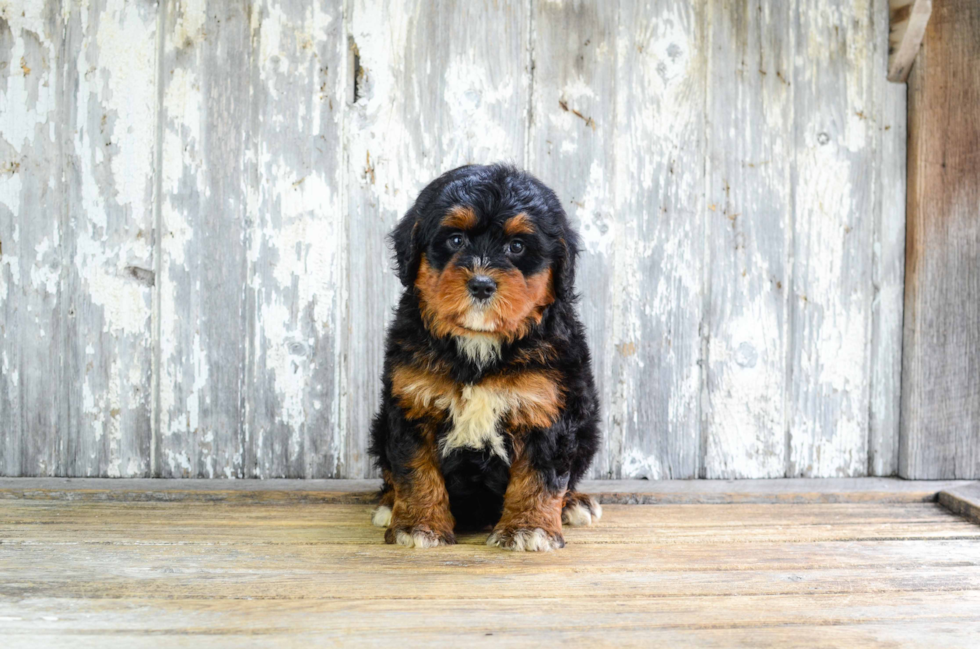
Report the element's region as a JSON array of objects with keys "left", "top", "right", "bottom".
[
  {"left": 608, "top": 0, "right": 705, "bottom": 478},
  {"left": 244, "top": 0, "right": 346, "bottom": 478},
  {"left": 345, "top": 0, "right": 528, "bottom": 478},
  {"left": 60, "top": 0, "right": 158, "bottom": 477},
  {"left": 701, "top": 0, "right": 793, "bottom": 478},
  {"left": 526, "top": 2, "right": 618, "bottom": 478},
  {"left": 900, "top": 0, "right": 980, "bottom": 479},
  {"left": 0, "top": 4, "right": 68, "bottom": 476},
  {"left": 868, "top": 0, "right": 906, "bottom": 476},
  {"left": 787, "top": 0, "right": 876, "bottom": 476},
  {"left": 156, "top": 0, "right": 251, "bottom": 478}
]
